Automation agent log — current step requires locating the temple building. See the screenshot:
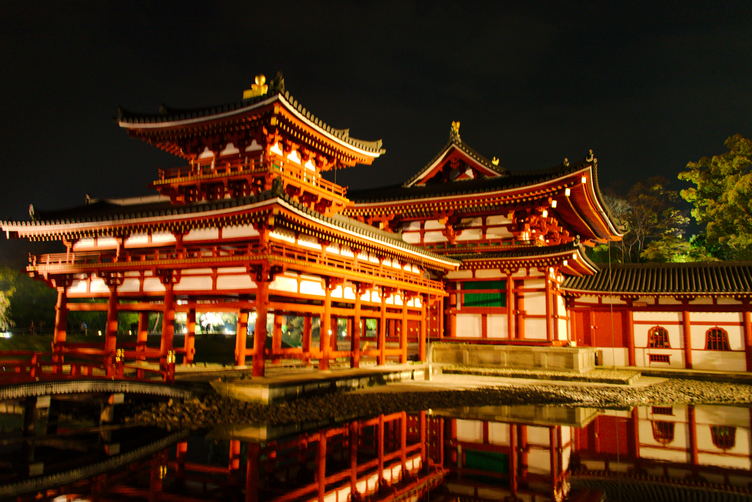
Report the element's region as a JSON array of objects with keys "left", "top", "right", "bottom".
[{"left": 3, "top": 74, "right": 752, "bottom": 375}]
